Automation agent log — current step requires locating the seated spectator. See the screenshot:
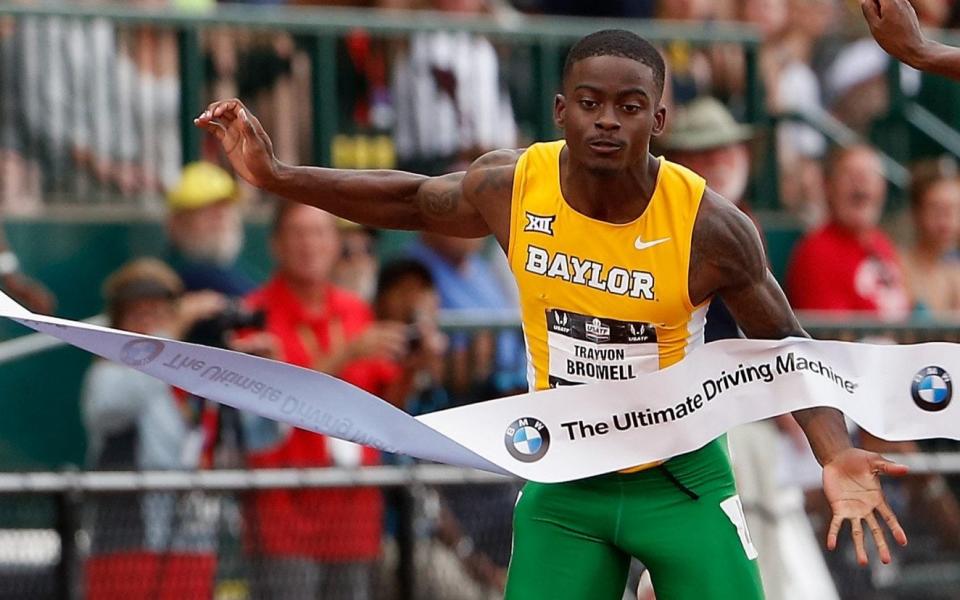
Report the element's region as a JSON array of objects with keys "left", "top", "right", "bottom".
[
  {"left": 787, "top": 144, "right": 911, "bottom": 320},
  {"left": 824, "top": 37, "right": 921, "bottom": 135},
  {"left": 332, "top": 219, "right": 380, "bottom": 303},
  {"left": 662, "top": 97, "right": 753, "bottom": 208},
  {"left": 82, "top": 258, "right": 222, "bottom": 600},
  {"left": 901, "top": 159, "right": 960, "bottom": 316},
  {"left": 165, "top": 161, "right": 256, "bottom": 297},
  {"left": 239, "top": 202, "right": 407, "bottom": 600},
  {"left": 661, "top": 96, "right": 754, "bottom": 341}
]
